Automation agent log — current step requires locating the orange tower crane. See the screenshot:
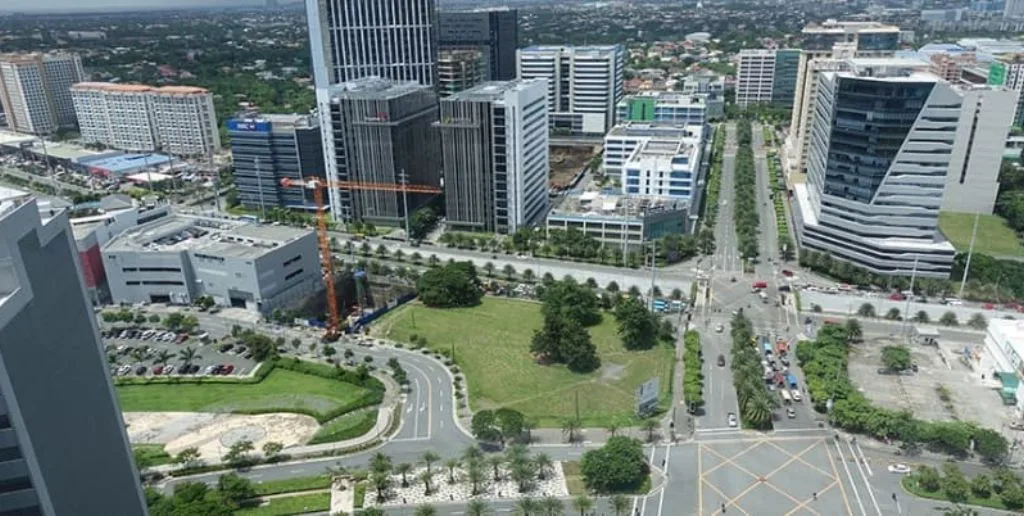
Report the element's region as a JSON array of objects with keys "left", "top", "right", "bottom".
[{"left": 279, "top": 177, "right": 442, "bottom": 340}]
